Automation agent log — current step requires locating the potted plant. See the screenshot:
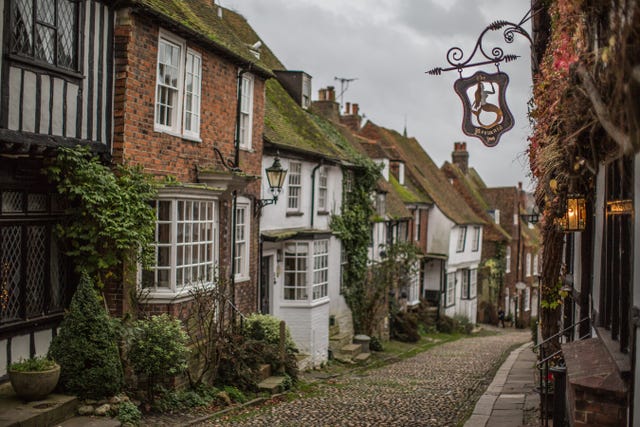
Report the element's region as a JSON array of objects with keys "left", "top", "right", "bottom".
[{"left": 8, "top": 356, "right": 60, "bottom": 401}]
